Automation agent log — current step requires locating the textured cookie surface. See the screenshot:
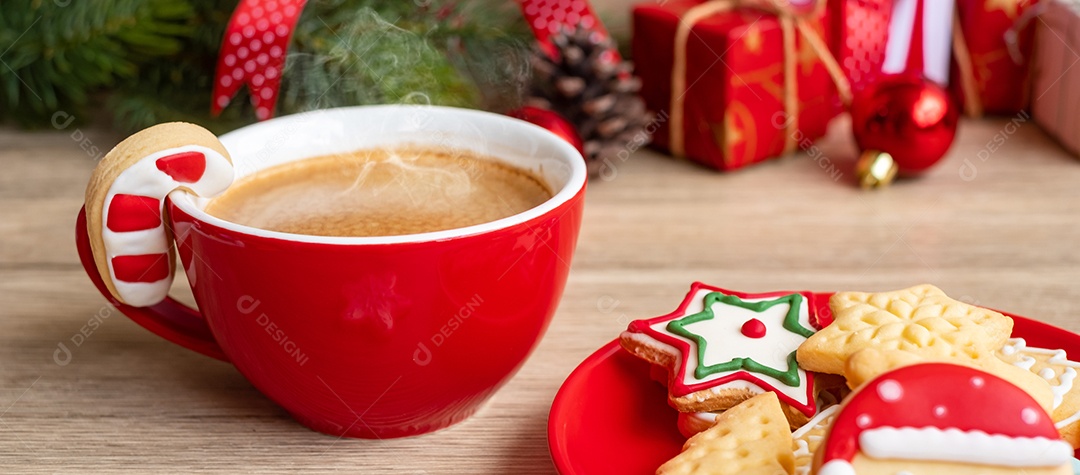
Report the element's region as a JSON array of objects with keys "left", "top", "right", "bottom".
[
  {"left": 658, "top": 392, "right": 794, "bottom": 475},
  {"left": 796, "top": 284, "right": 1013, "bottom": 376}
]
